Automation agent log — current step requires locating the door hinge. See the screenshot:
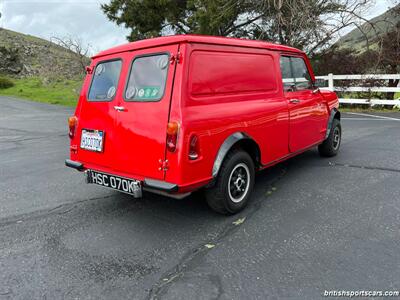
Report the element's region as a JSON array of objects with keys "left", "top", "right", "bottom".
[
  {"left": 170, "top": 52, "right": 182, "bottom": 65},
  {"left": 158, "top": 159, "right": 169, "bottom": 171},
  {"left": 85, "top": 66, "right": 93, "bottom": 74}
]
